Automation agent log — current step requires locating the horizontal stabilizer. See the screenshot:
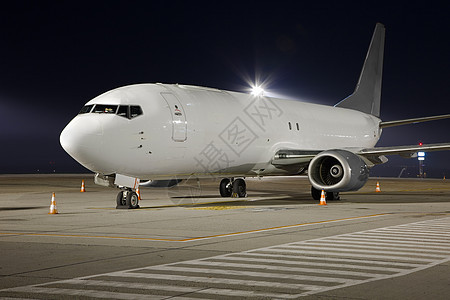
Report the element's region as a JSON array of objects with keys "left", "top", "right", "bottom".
[{"left": 380, "top": 114, "right": 450, "bottom": 128}]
